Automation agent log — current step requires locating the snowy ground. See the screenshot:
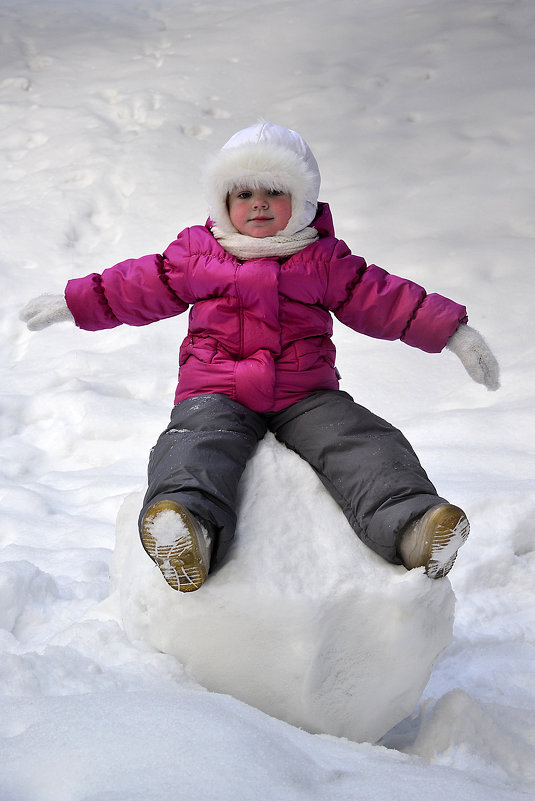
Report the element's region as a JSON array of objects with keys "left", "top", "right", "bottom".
[{"left": 1, "top": 0, "right": 535, "bottom": 798}]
